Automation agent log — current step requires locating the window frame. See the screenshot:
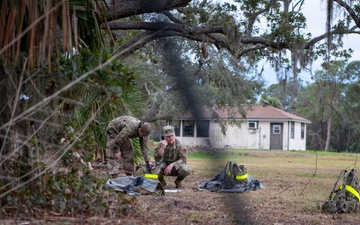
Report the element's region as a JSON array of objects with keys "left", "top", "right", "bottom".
[
  {"left": 173, "top": 120, "right": 181, "bottom": 137},
  {"left": 182, "top": 120, "right": 195, "bottom": 137},
  {"left": 290, "top": 121, "right": 295, "bottom": 139},
  {"left": 273, "top": 124, "right": 281, "bottom": 134},
  {"left": 301, "top": 123, "right": 305, "bottom": 139},
  {"left": 196, "top": 120, "right": 210, "bottom": 138},
  {"left": 248, "top": 121, "right": 258, "bottom": 130}
]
